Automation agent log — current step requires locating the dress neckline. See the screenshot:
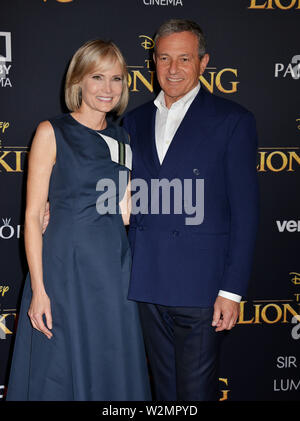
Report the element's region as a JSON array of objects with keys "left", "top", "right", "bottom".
[{"left": 68, "top": 113, "right": 110, "bottom": 133}]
